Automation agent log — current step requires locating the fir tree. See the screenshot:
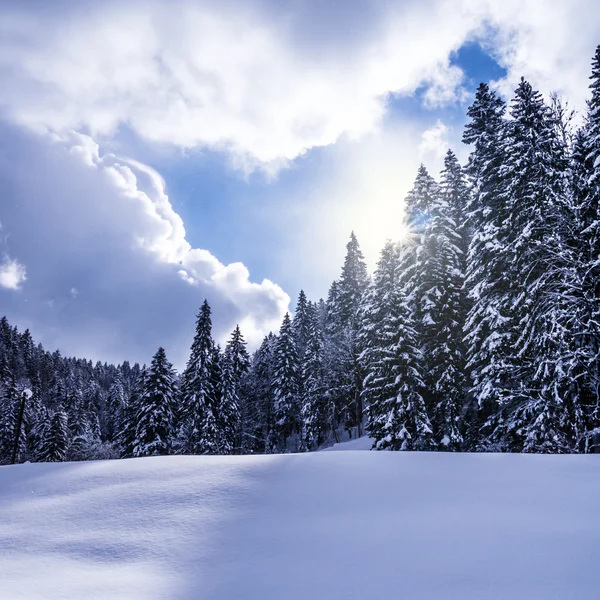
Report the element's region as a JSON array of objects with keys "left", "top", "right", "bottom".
[
  {"left": 272, "top": 313, "right": 299, "bottom": 450},
  {"left": 461, "top": 83, "right": 511, "bottom": 449},
  {"left": 326, "top": 232, "right": 369, "bottom": 436},
  {"left": 242, "top": 334, "right": 277, "bottom": 453},
  {"left": 38, "top": 409, "right": 69, "bottom": 462},
  {"left": 133, "top": 347, "right": 176, "bottom": 457},
  {"left": 224, "top": 325, "right": 250, "bottom": 452},
  {"left": 361, "top": 241, "right": 433, "bottom": 451},
  {"left": 179, "top": 300, "right": 217, "bottom": 454},
  {"left": 300, "top": 303, "right": 326, "bottom": 449}
]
